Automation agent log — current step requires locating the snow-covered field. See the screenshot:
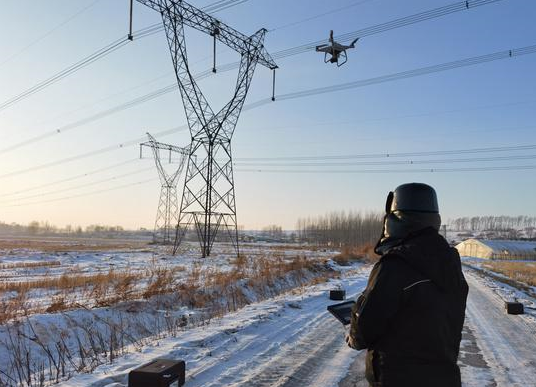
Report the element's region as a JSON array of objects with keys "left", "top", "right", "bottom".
[
  {"left": 0, "top": 241, "right": 337, "bottom": 313},
  {"left": 0, "top": 240, "right": 341, "bottom": 386},
  {"left": 52, "top": 265, "right": 536, "bottom": 387},
  {"left": 55, "top": 266, "right": 370, "bottom": 387},
  {"left": 2, "top": 242, "right": 536, "bottom": 387}
]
